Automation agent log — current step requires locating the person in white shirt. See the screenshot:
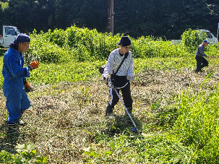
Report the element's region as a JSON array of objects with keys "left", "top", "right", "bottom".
[{"left": 102, "top": 35, "right": 134, "bottom": 116}]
